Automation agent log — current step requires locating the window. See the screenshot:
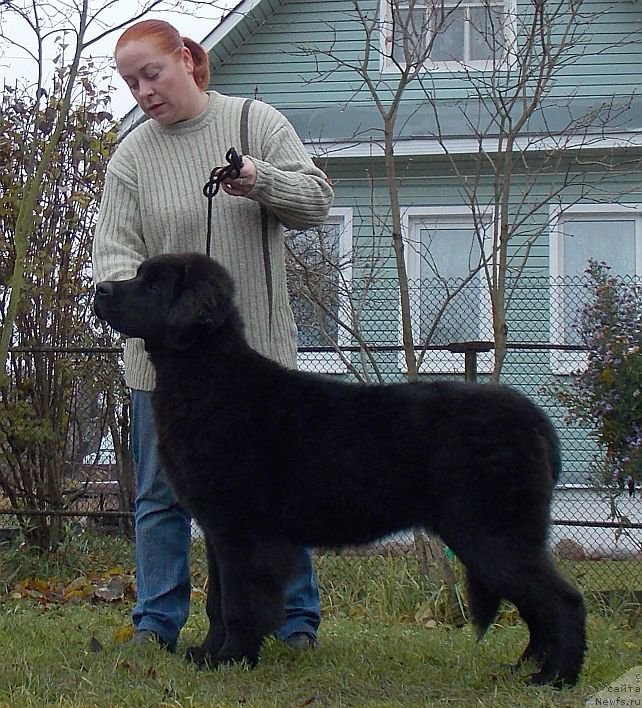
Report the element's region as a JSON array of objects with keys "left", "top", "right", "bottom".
[
  {"left": 404, "top": 207, "right": 494, "bottom": 372},
  {"left": 385, "top": 0, "right": 511, "bottom": 70},
  {"left": 286, "top": 208, "right": 353, "bottom": 372},
  {"left": 550, "top": 204, "right": 642, "bottom": 372}
]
